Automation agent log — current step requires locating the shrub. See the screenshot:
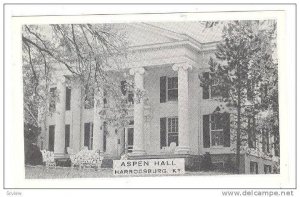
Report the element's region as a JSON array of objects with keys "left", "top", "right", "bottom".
[{"left": 25, "top": 143, "right": 43, "bottom": 165}]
